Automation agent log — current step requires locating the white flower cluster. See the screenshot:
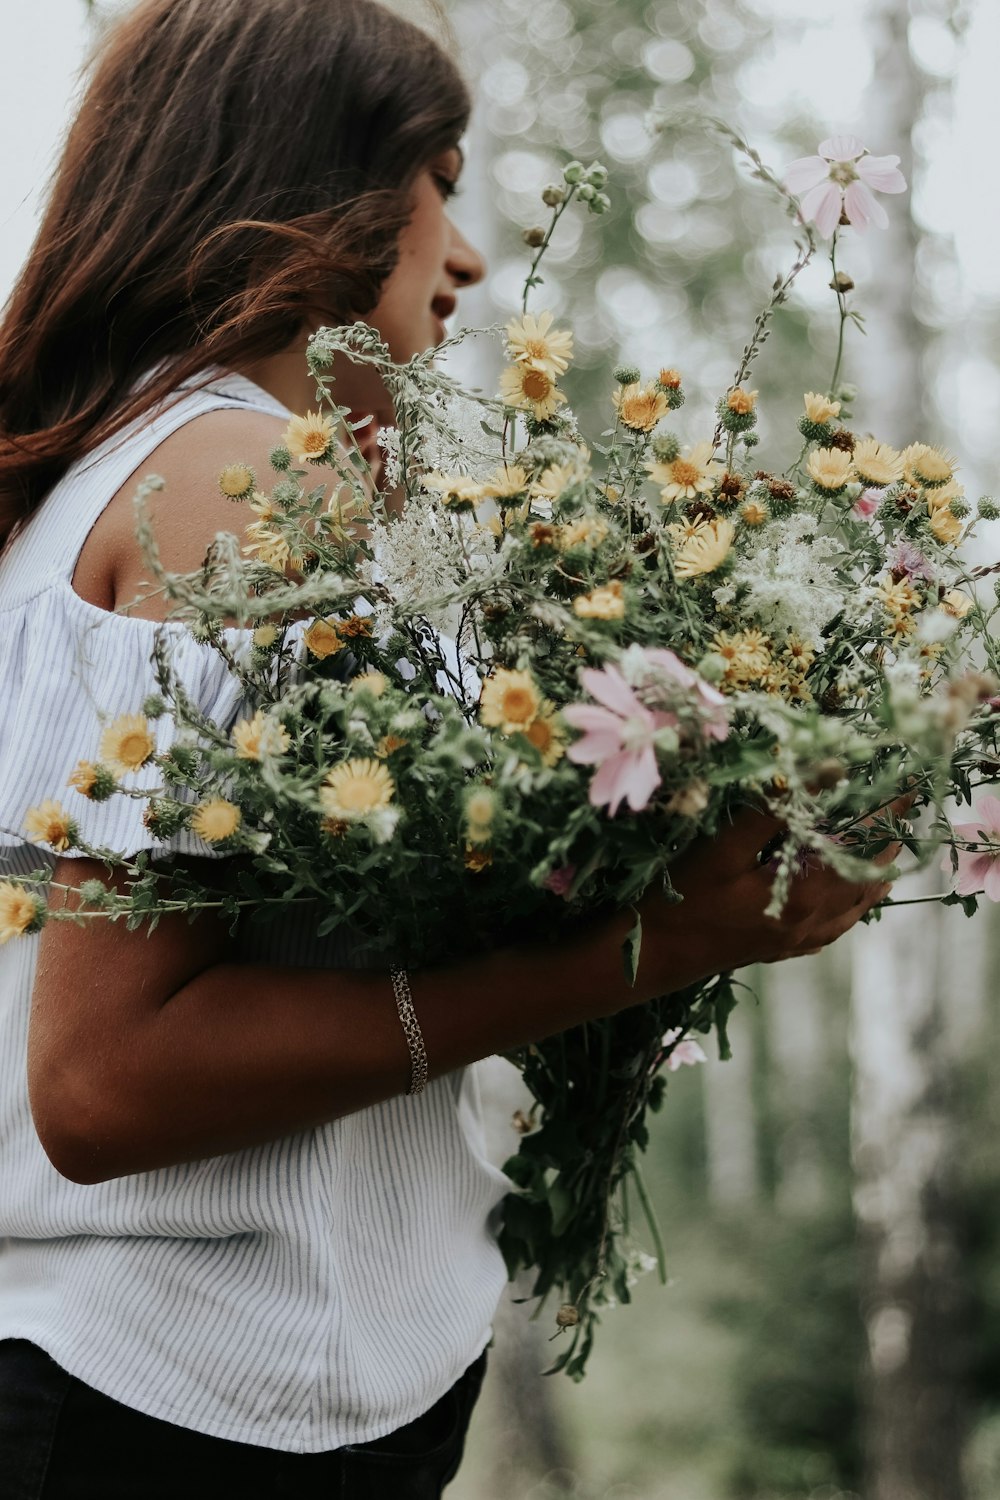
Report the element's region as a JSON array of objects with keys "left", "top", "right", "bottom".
[{"left": 716, "top": 513, "right": 848, "bottom": 648}]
